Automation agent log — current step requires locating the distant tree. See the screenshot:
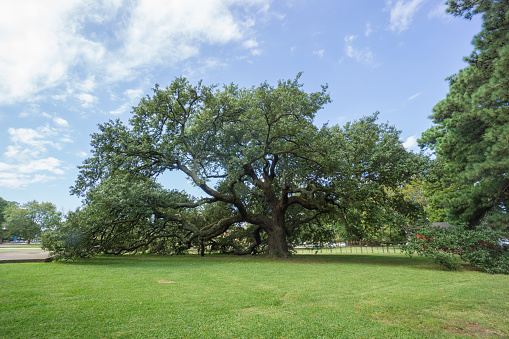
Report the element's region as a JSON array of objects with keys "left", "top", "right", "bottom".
[
  {"left": 4, "top": 201, "right": 61, "bottom": 244},
  {"left": 419, "top": 0, "right": 509, "bottom": 230},
  {"left": 0, "top": 197, "right": 10, "bottom": 243},
  {"left": 63, "top": 75, "right": 427, "bottom": 258},
  {"left": 0, "top": 197, "right": 9, "bottom": 226},
  {"left": 400, "top": 164, "right": 449, "bottom": 224}
]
